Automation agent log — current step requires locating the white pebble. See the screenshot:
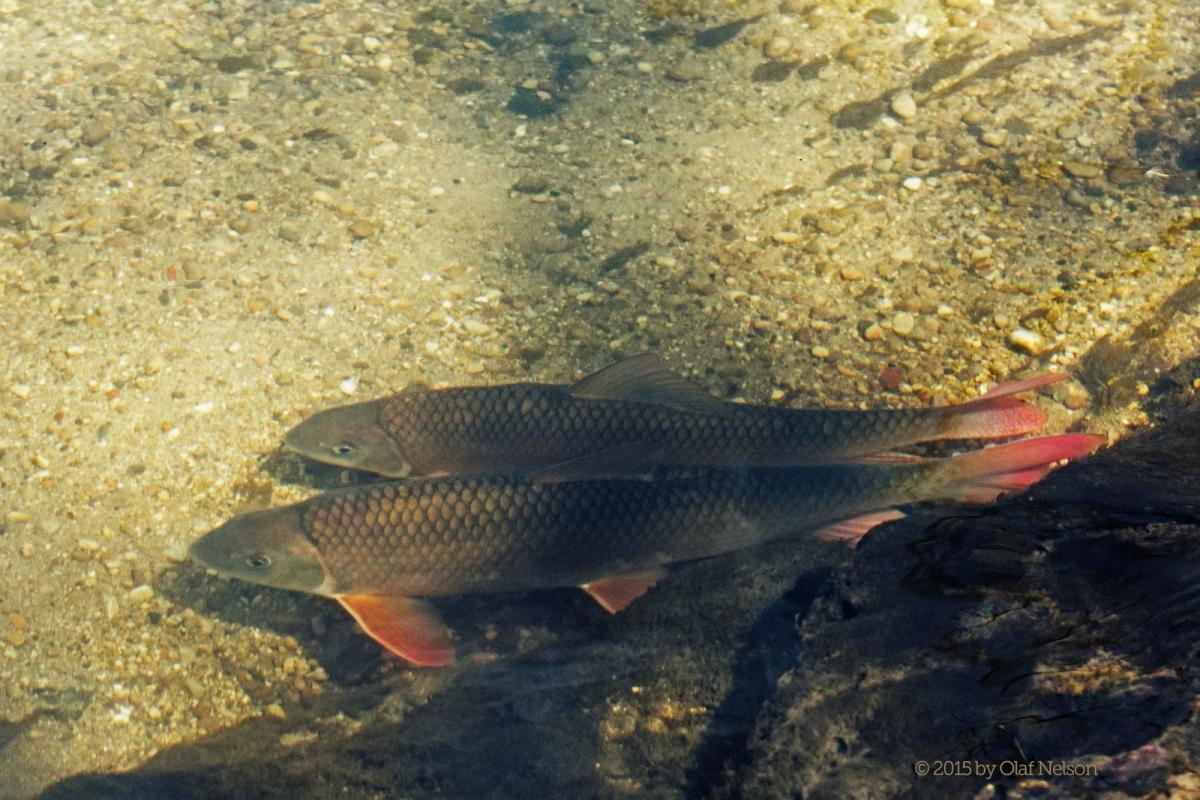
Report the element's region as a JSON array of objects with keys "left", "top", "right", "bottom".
[
  {"left": 462, "top": 319, "right": 491, "bottom": 335},
  {"left": 162, "top": 541, "right": 190, "bottom": 563},
  {"left": 339, "top": 377, "right": 358, "bottom": 396},
  {"left": 893, "top": 312, "right": 915, "bottom": 336},
  {"left": 890, "top": 92, "right": 917, "bottom": 121},
  {"left": 902, "top": 176, "right": 923, "bottom": 191},
  {"left": 1007, "top": 327, "right": 1045, "bottom": 355}
]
